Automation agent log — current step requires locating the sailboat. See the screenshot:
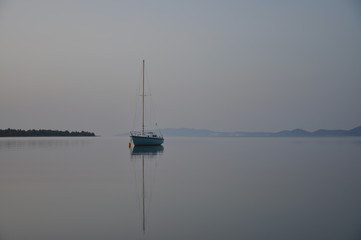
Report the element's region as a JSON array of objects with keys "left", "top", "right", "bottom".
[{"left": 130, "top": 60, "right": 164, "bottom": 146}]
